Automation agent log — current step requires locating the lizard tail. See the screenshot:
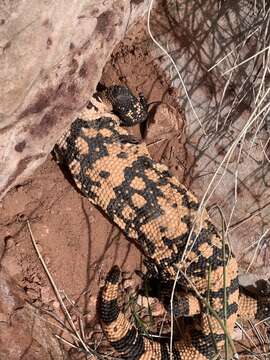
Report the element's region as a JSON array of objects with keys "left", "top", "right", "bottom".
[
  {"left": 99, "top": 266, "right": 219, "bottom": 360},
  {"left": 99, "top": 265, "right": 146, "bottom": 359}
]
